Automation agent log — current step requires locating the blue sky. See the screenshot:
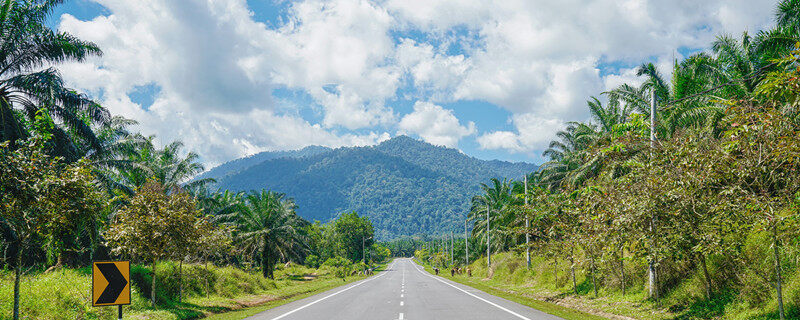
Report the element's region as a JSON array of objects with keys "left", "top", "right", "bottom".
[{"left": 50, "top": 0, "right": 777, "bottom": 166}]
